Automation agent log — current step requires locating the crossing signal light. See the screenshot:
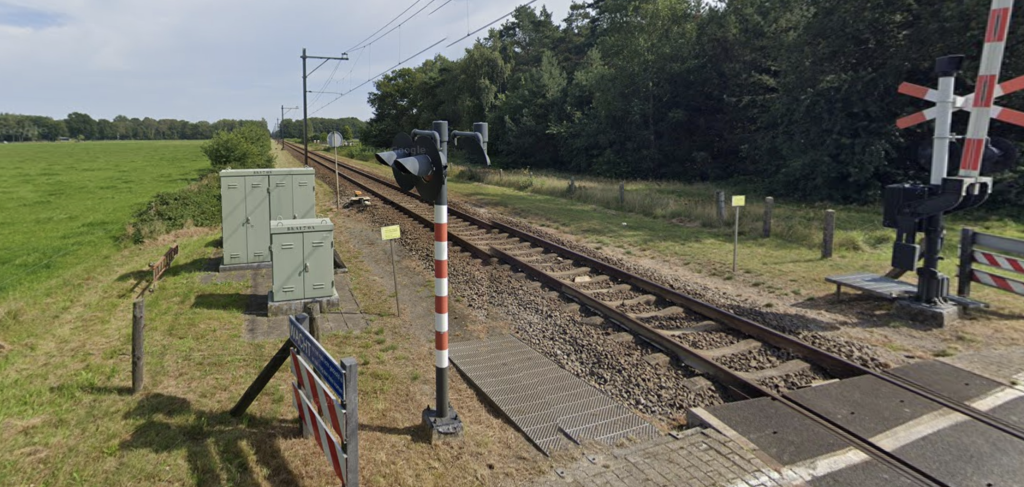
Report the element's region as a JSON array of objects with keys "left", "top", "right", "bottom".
[
  {"left": 375, "top": 132, "right": 448, "bottom": 202},
  {"left": 451, "top": 122, "right": 490, "bottom": 166}
]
